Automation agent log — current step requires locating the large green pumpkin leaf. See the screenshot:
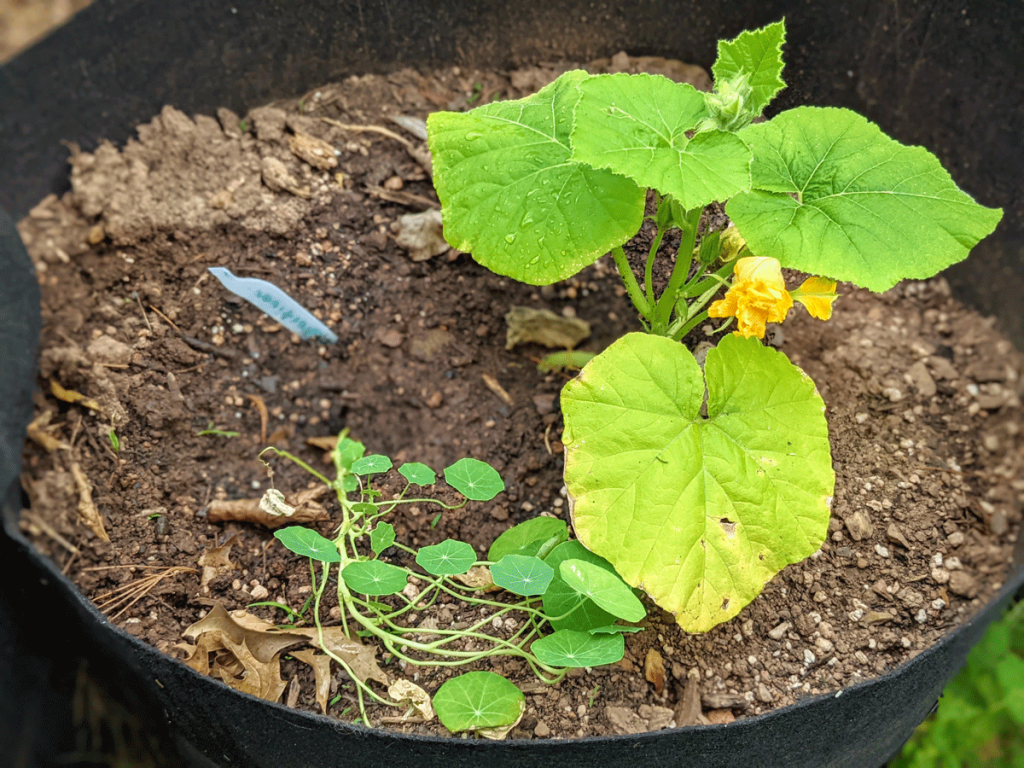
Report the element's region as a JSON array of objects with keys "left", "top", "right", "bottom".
[
  {"left": 561, "top": 333, "right": 833, "bottom": 633},
  {"left": 571, "top": 73, "right": 751, "bottom": 210},
  {"left": 427, "top": 70, "right": 645, "bottom": 285},
  {"left": 710, "top": 20, "right": 786, "bottom": 118},
  {"left": 726, "top": 107, "right": 1003, "bottom": 292}
]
